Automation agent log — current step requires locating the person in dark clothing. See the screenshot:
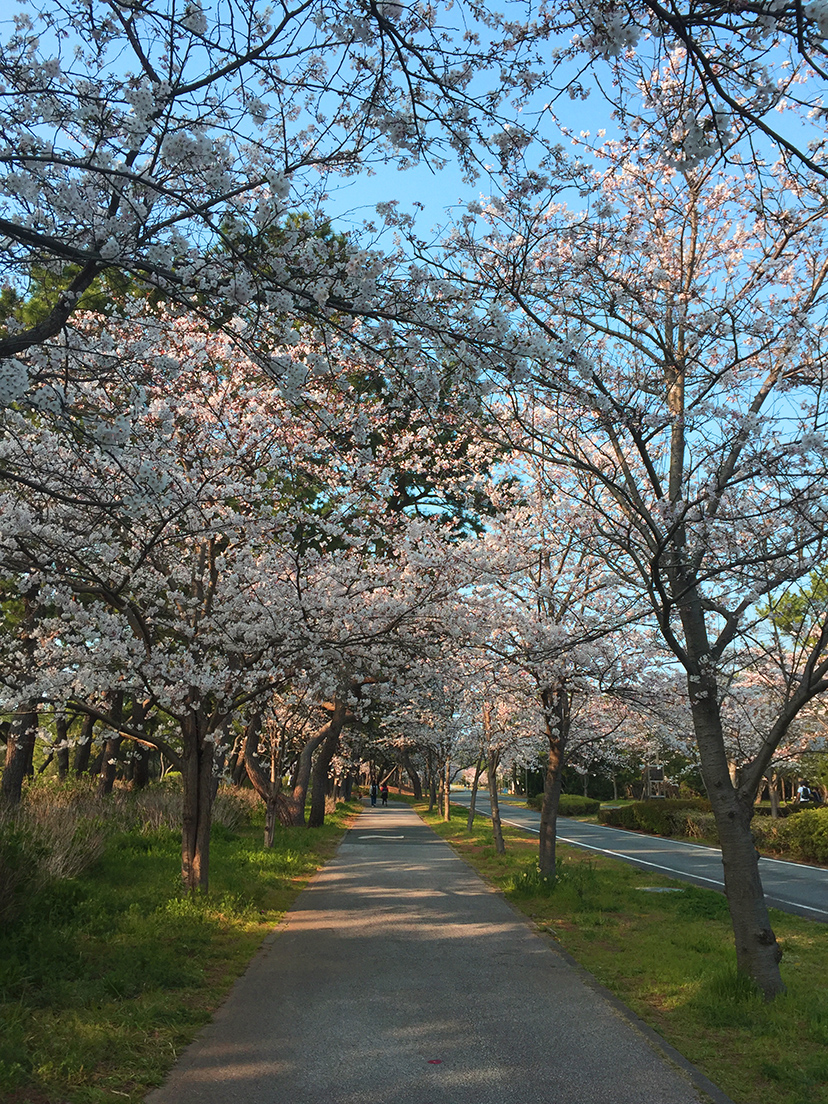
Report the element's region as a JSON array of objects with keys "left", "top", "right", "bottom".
[
  {"left": 380, "top": 783, "right": 389, "bottom": 806},
  {"left": 370, "top": 782, "right": 378, "bottom": 806}
]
